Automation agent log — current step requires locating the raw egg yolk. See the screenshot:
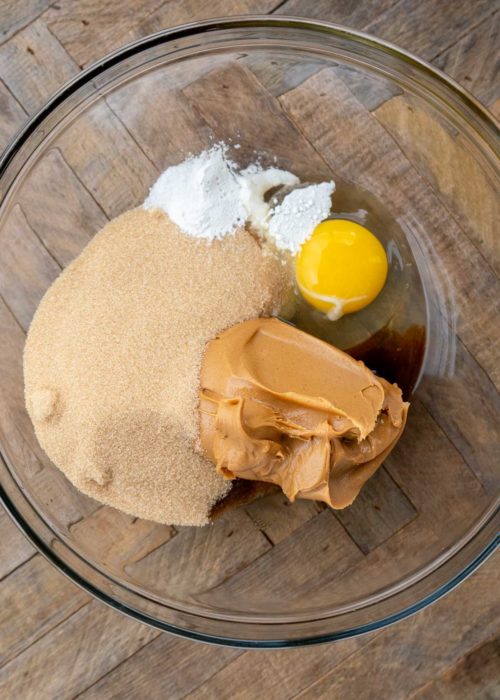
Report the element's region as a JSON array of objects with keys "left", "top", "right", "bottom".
[{"left": 296, "top": 219, "right": 388, "bottom": 320}]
